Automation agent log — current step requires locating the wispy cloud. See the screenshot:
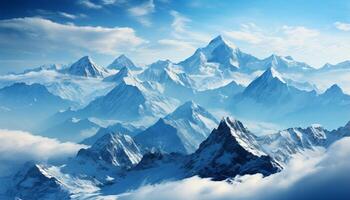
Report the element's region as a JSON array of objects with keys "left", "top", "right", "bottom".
[
  {"left": 128, "top": 0, "right": 155, "bottom": 26},
  {"left": 143, "top": 10, "right": 211, "bottom": 62},
  {"left": 79, "top": 0, "right": 103, "bottom": 9},
  {"left": 223, "top": 23, "right": 350, "bottom": 67},
  {"left": 169, "top": 10, "right": 209, "bottom": 43},
  {"left": 0, "top": 17, "right": 146, "bottom": 55},
  {"left": 334, "top": 21, "right": 350, "bottom": 31},
  {"left": 35, "top": 9, "right": 87, "bottom": 20}
]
